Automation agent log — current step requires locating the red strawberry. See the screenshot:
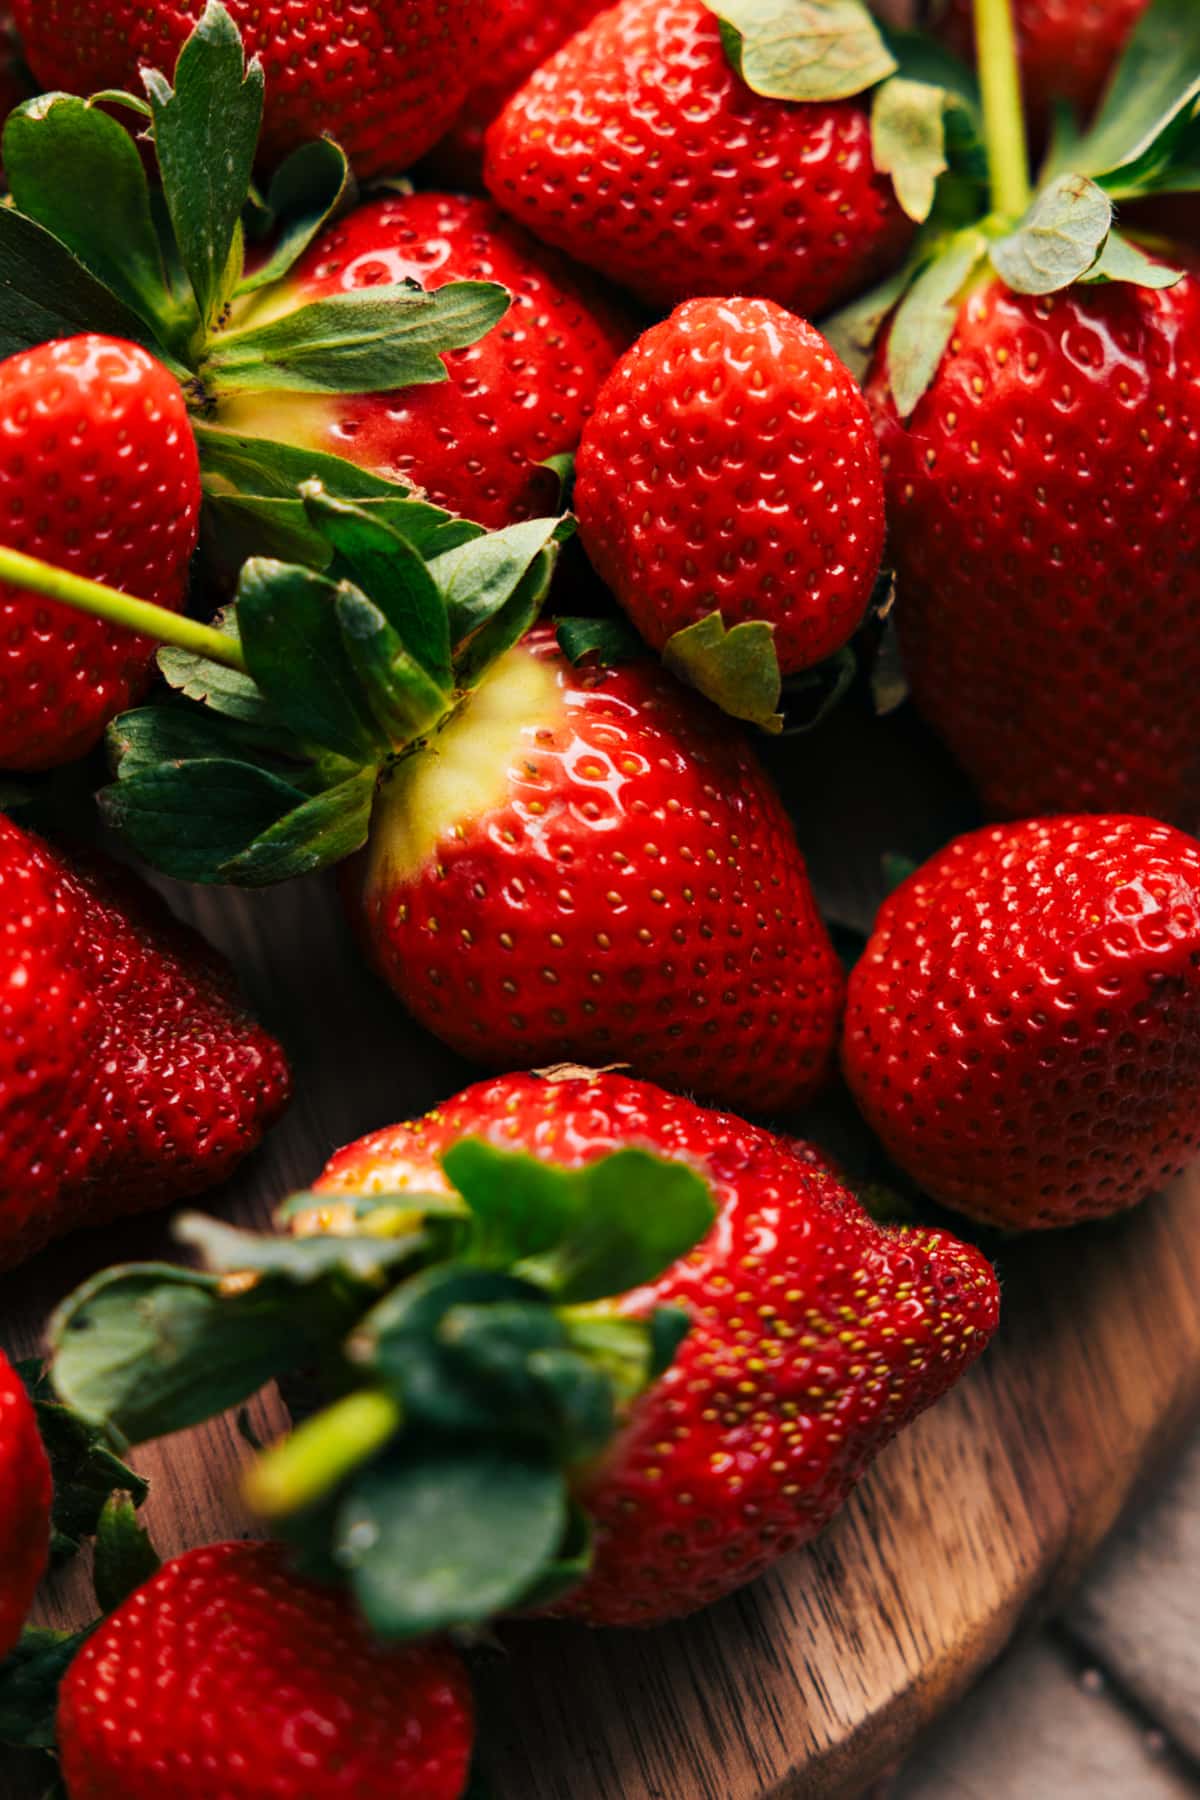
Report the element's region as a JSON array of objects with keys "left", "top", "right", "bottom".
[
  {"left": 865, "top": 260, "right": 1200, "bottom": 826},
  {"left": 425, "top": 0, "right": 609, "bottom": 191},
  {"left": 314, "top": 1069, "right": 1000, "bottom": 1625},
  {"left": 0, "top": 336, "right": 200, "bottom": 771},
  {"left": 483, "top": 0, "right": 912, "bottom": 316},
  {"left": 843, "top": 815, "right": 1200, "bottom": 1230},
  {"left": 11, "top": 0, "right": 501, "bottom": 180},
  {"left": 940, "top": 0, "right": 1148, "bottom": 133},
  {"left": 0, "top": 814, "right": 289, "bottom": 1270},
  {"left": 218, "top": 192, "right": 632, "bottom": 529},
  {"left": 0, "top": 1349, "right": 51, "bottom": 1659},
  {"left": 56, "top": 1540, "right": 474, "bottom": 1799},
  {"left": 345, "top": 627, "right": 845, "bottom": 1114},
  {"left": 575, "top": 297, "right": 885, "bottom": 683}
]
